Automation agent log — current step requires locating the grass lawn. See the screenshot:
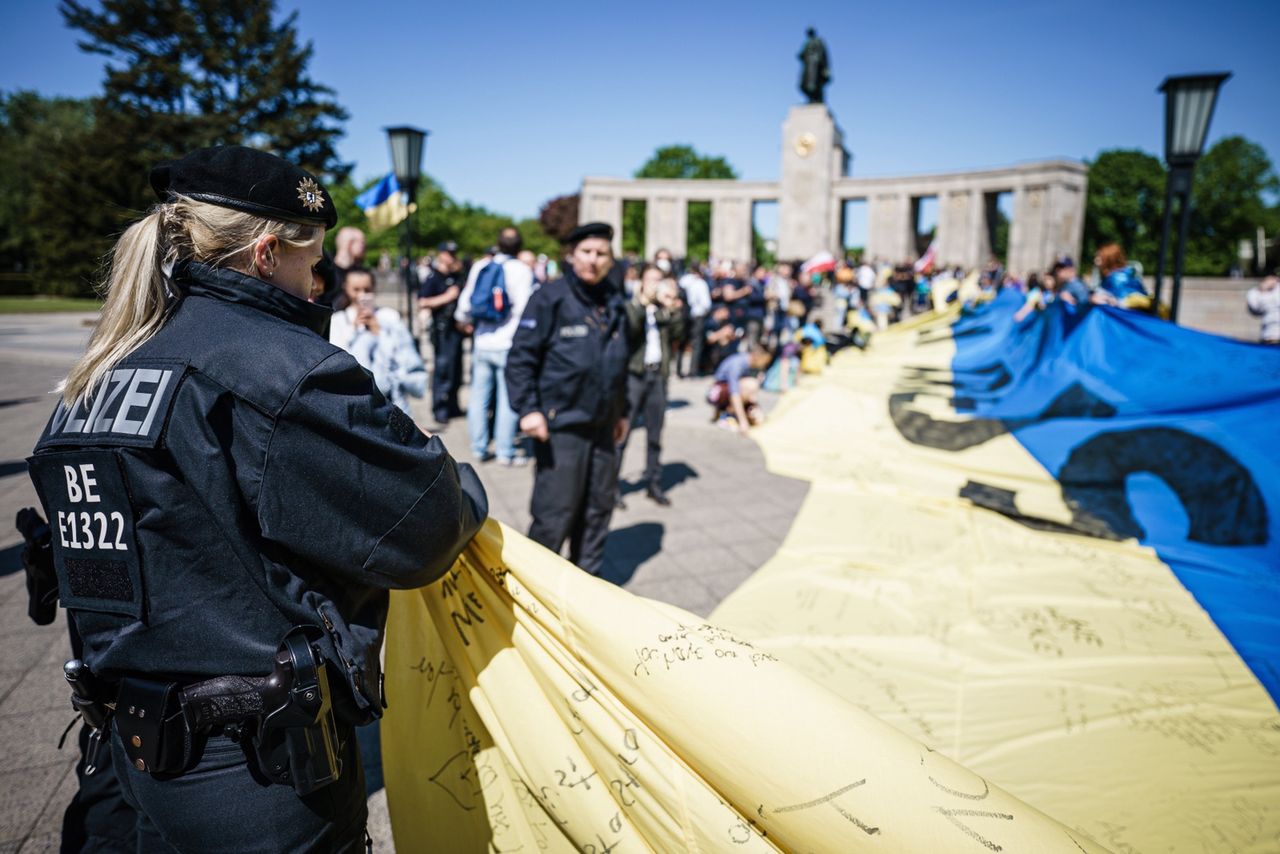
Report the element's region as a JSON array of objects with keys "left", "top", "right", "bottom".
[{"left": 0, "top": 297, "right": 102, "bottom": 314}]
